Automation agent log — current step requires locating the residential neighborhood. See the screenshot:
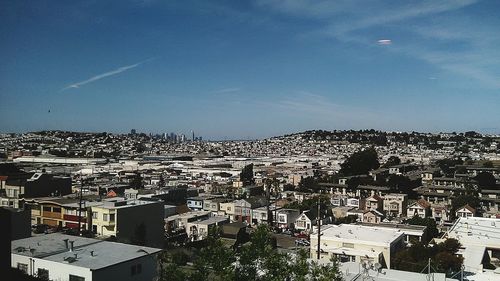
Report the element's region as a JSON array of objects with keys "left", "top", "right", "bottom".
[{"left": 2, "top": 129, "right": 500, "bottom": 280}]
